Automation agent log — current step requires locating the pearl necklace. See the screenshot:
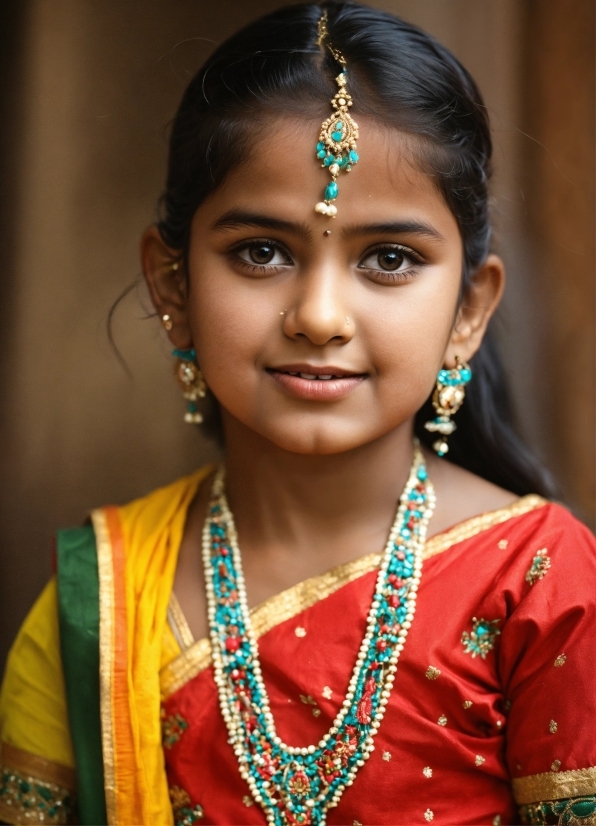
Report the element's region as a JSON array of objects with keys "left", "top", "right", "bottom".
[{"left": 202, "top": 445, "right": 435, "bottom": 825}]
